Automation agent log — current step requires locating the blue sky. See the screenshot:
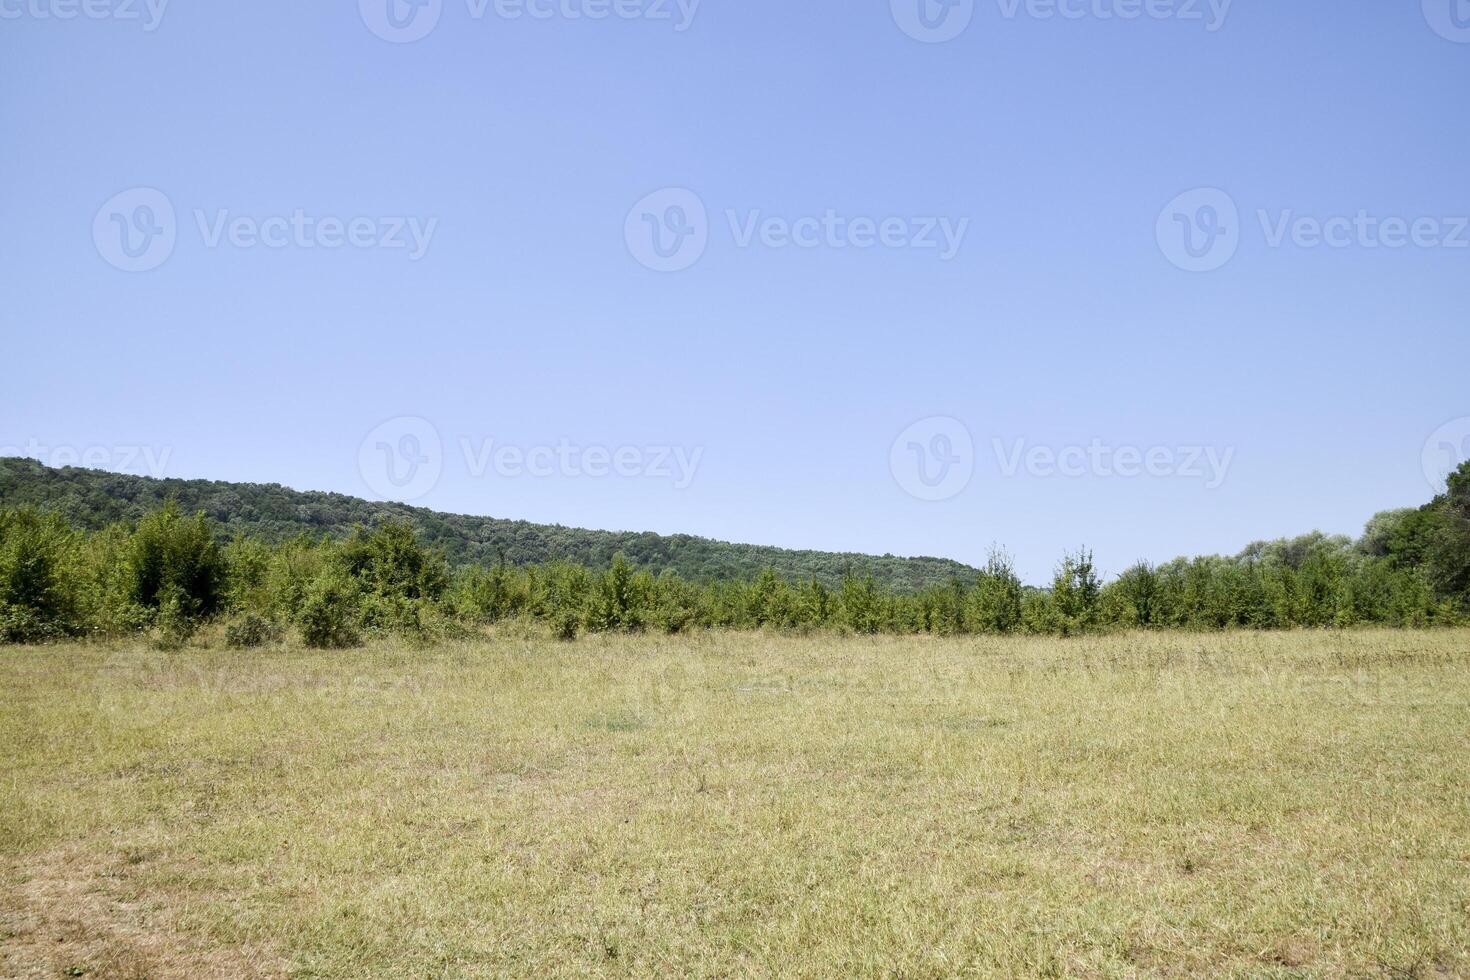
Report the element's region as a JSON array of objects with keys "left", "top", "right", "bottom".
[{"left": 2, "top": 0, "right": 1467, "bottom": 583}]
